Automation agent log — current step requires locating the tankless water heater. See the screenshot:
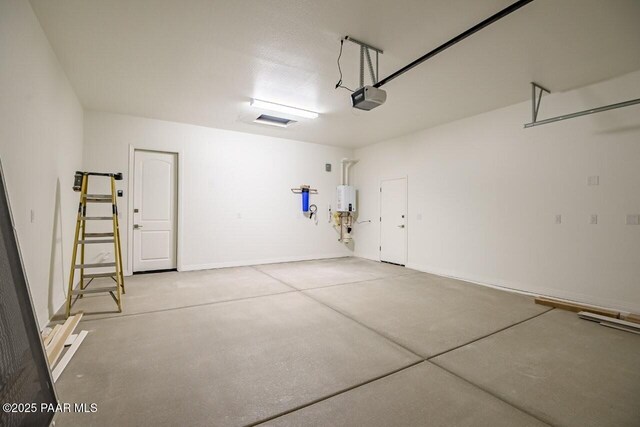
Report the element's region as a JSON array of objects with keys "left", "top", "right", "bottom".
[{"left": 336, "top": 185, "right": 356, "bottom": 212}]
